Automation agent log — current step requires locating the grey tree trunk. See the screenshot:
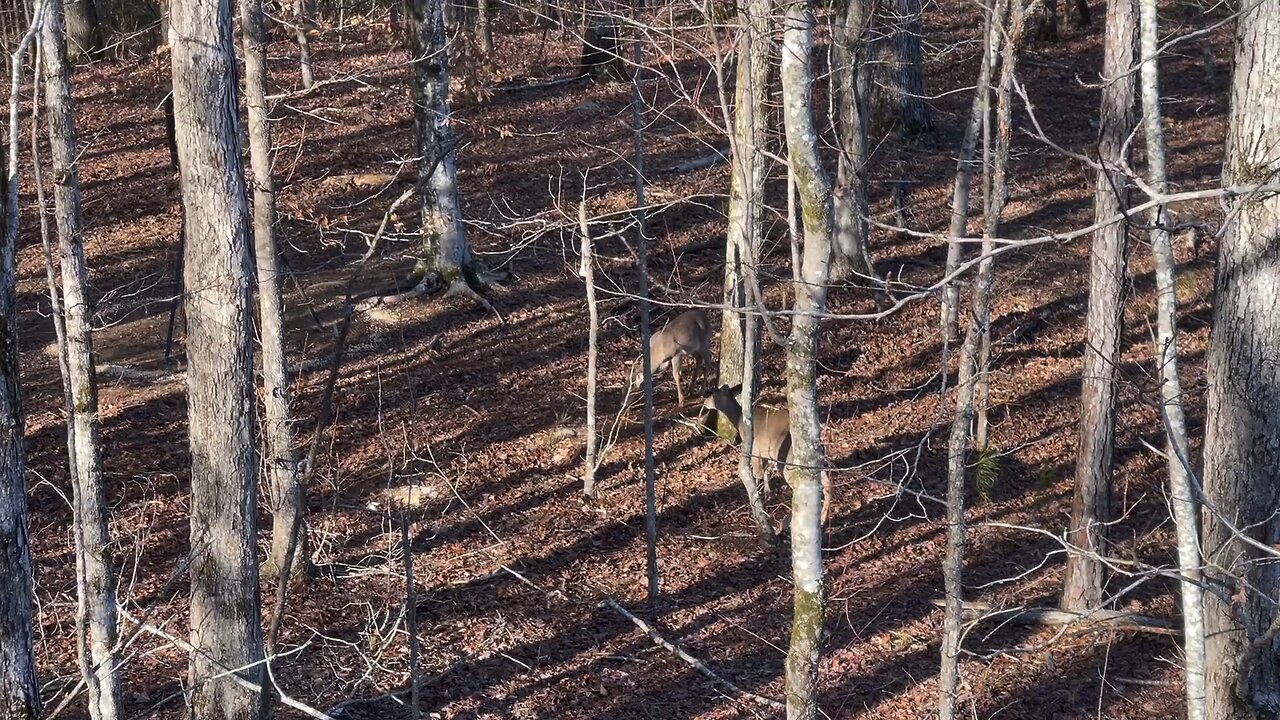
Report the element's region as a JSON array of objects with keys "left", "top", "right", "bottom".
[
  {"left": 64, "top": 0, "right": 103, "bottom": 62},
  {"left": 1, "top": 74, "right": 40, "bottom": 720},
  {"left": 1137, "top": 0, "right": 1205, "bottom": 713},
  {"left": 718, "top": 0, "right": 771, "bottom": 394},
  {"left": 578, "top": 202, "right": 599, "bottom": 500},
  {"left": 295, "top": 0, "right": 314, "bottom": 88},
  {"left": 1203, "top": 3, "right": 1280, "bottom": 719},
  {"left": 869, "top": 0, "right": 932, "bottom": 138},
  {"left": 1059, "top": 0, "right": 1135, "bottom": 615},
  {"left": 39, "top": 1, "right": 121, "bottom": 716},
  {"left": 475, "top": 0, "right": 492, "bottom": 58},
  {"left": 938, "top": 4, "right": 1020, "bottom": 717},
  {"left": 779, "top": 1, "right": 830, "bottom": 716},
  {"left": 405, "top": 0, "right": 474, "bottom": 295},
  {"left": 242, "top": 0, "right": 306, "bottom": 584},
  {"left": 939, "top": 4, "right": 1000, "bottom": 341},
  {"left": 170, "top": 0, "right": 265, "bottom": 712},
  {"left": 831, "top": 0, "right": 878, "bottom": 287}
]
